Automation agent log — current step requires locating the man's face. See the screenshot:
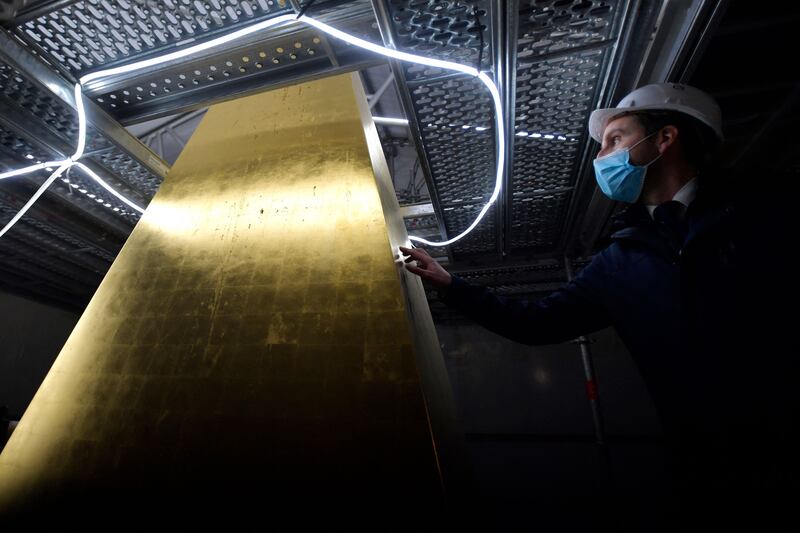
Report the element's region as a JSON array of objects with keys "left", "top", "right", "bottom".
[{"left": 597, "top": 115, "right": 653, "bottom": 165}]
